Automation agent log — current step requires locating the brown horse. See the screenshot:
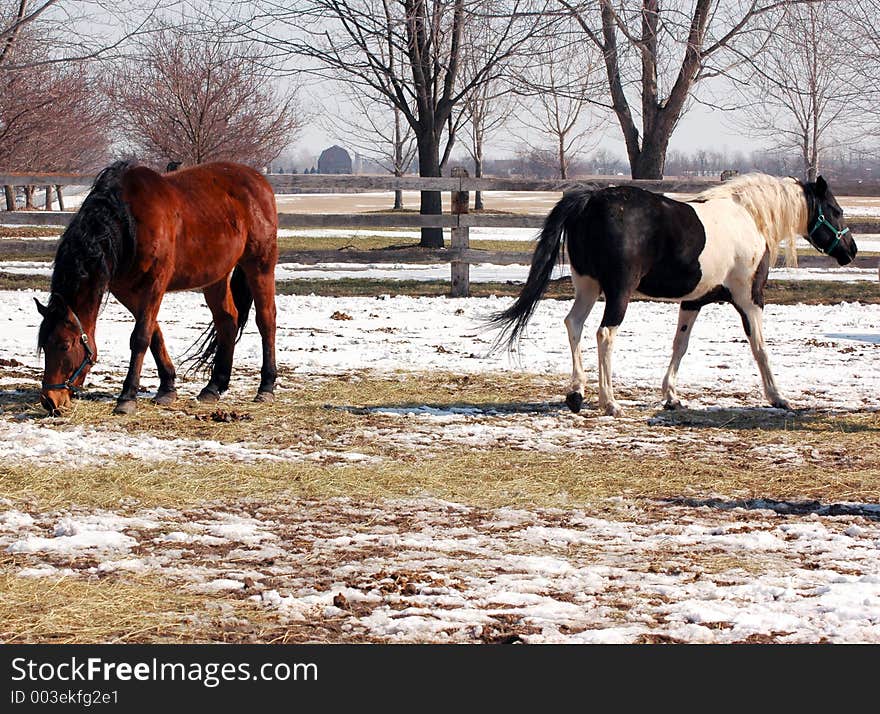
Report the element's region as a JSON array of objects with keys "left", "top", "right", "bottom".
[{"left": 36, "top": 161, "right": 278, "bottom": 415}]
